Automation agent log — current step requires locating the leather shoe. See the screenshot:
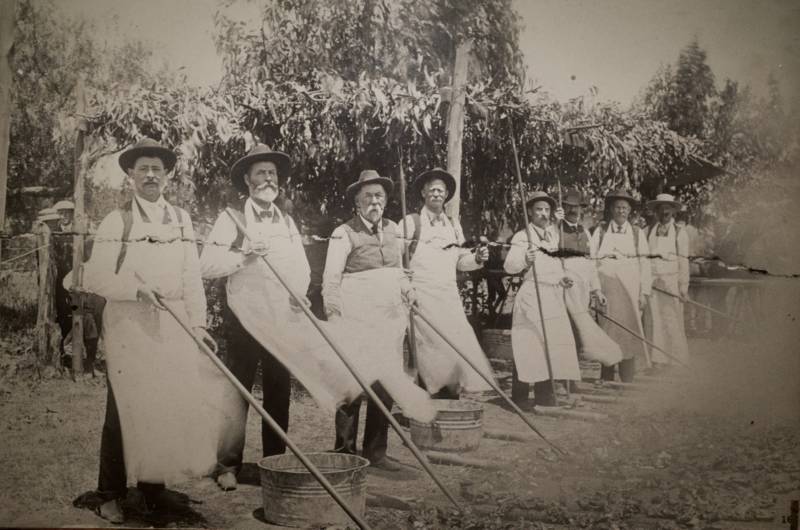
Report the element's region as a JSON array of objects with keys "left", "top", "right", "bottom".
[
  {"left": 98, "top": 499, "right": 124, "bottom": 524},
  {"left": 370, "top": 457, "right": 403, "bottom": 472},
  {"left": 216, "top": 471, "right": 238, "bottom": 491}
]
